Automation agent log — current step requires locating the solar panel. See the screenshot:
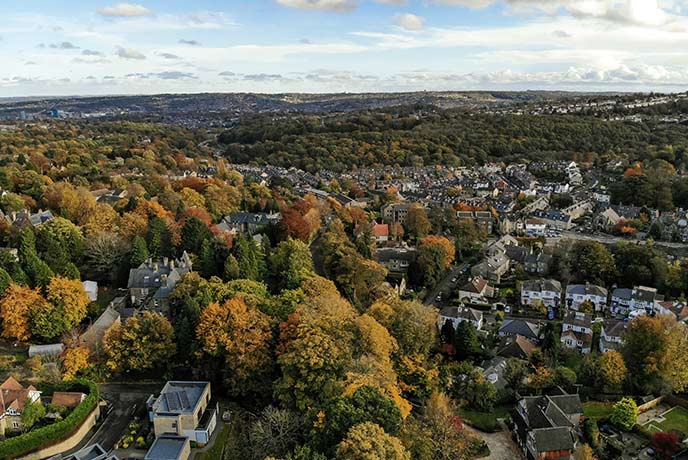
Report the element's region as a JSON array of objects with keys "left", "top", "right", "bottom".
[{"left": 178, "top": 391, "right": 190, "bottom": 409}]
